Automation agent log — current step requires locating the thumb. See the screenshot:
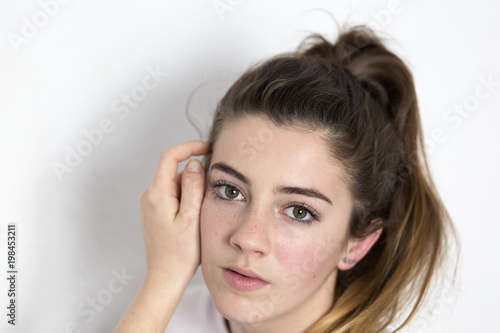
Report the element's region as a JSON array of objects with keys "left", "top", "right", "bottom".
[{"left": 177, "top": 159, "right": 206, "bottom": 224}]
